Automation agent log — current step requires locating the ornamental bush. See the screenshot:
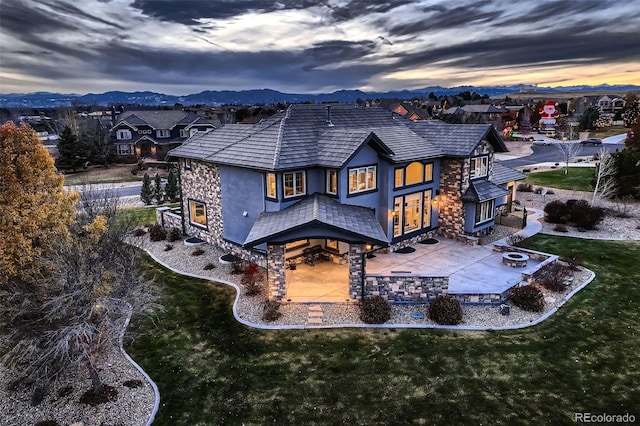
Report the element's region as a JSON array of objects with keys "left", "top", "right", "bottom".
[
  {"left": 262, "top": 300, "right": 282, "bottom": 322},
  {"left": 567, "top": 199, "right": 605, "bottom": 230},
  {"left": 148, "top": 224, "right": 167, "bottom": 241},
  {"left": 241, "top": 263, "right": 263, "bottom": 296},
  {"left": 510, "top": 285, "right": 544, "bottom": 312},
  {"left": 537, "top": 262, "right": 572, "bottom": 292},
  {"left": 359, "top": 296, "right": 391, "bottom": 324},
  {"left": 167, "top": 227, "right": 182, "bottom": 242},
  {"left": 544, "top": 200, "right": 571, "bottom": 223},
  {"left": 428, "top": 295, "right": 463, "bottom": 325}
]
